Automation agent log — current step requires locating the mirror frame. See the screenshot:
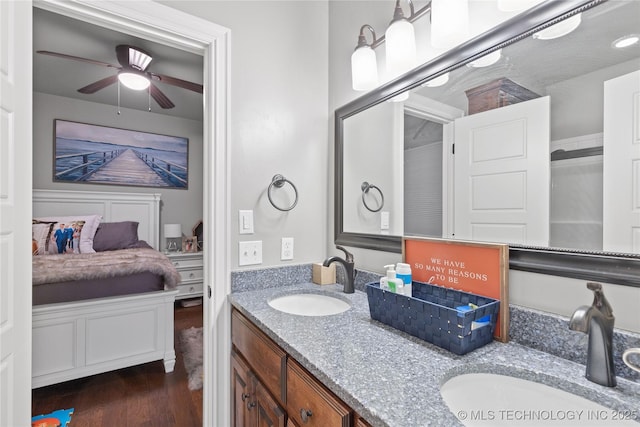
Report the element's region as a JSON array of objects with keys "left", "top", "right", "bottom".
[{"left": 335, "top": 0, "right": 640, "bottom": 288}]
